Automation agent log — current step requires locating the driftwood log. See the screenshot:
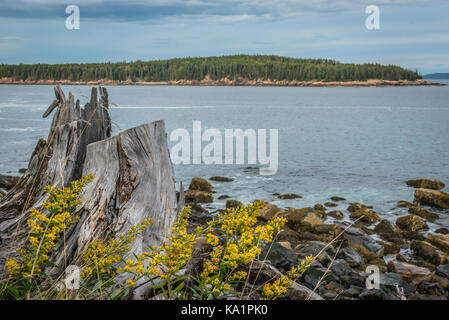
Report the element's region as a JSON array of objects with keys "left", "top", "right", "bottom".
[{"left": 0, "top": 87, "right": 182, "bottom": 281}]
